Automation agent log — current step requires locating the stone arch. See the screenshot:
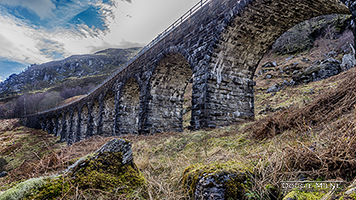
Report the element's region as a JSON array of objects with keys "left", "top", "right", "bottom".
[
  {"left": 202, "top": 0, "right": 350, "bottom": 127},
  {"left": 118, "top": 76, "right": 141, "bottom": 135},
  {"left": 91, "top": 98, "right": 101, "bottom": 135},
  {"left": 102, "top": 89, "right": 115, "bottom": 136},
  {"left": 80, "top": 103, "right": 89, "bottom": 140},
  {"left": 147, "top": 52, "right": 193, "bottom": 133}
]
